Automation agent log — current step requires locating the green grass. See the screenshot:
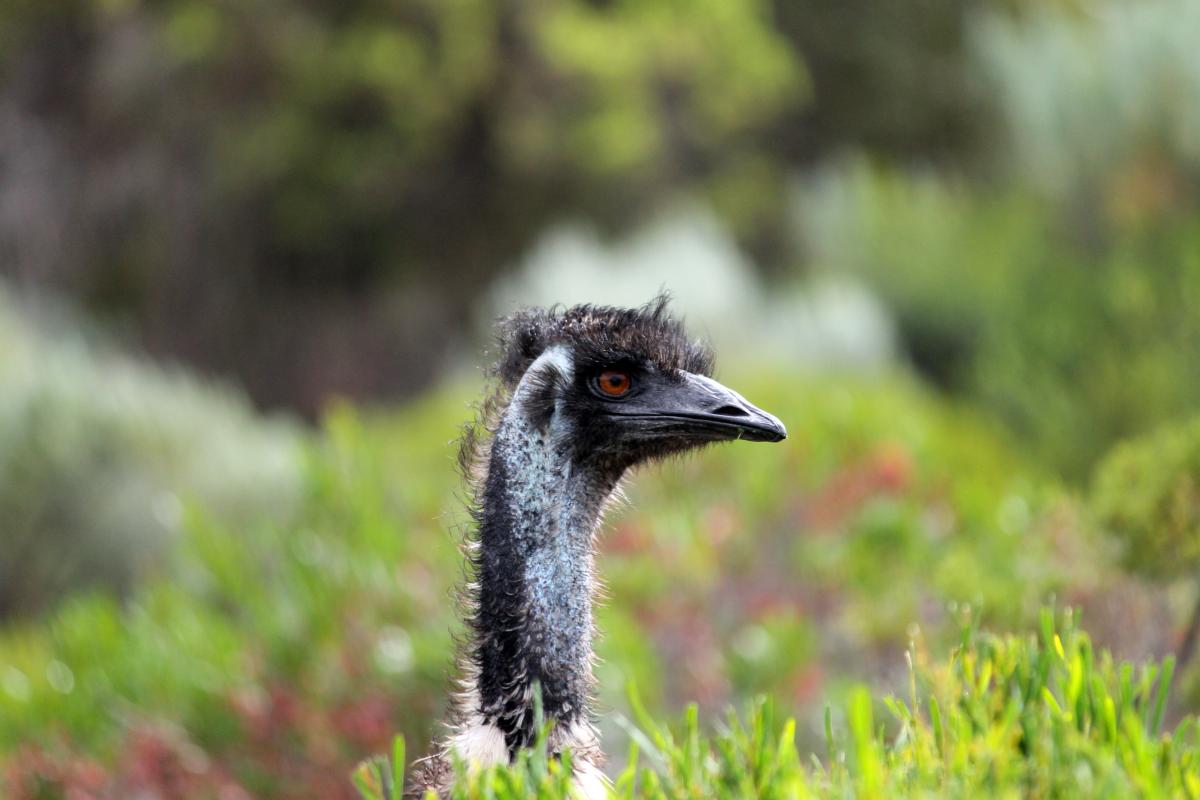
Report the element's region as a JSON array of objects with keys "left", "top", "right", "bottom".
[{"left": 356, "top": 610, "right": 1197, "bottom": 799}]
